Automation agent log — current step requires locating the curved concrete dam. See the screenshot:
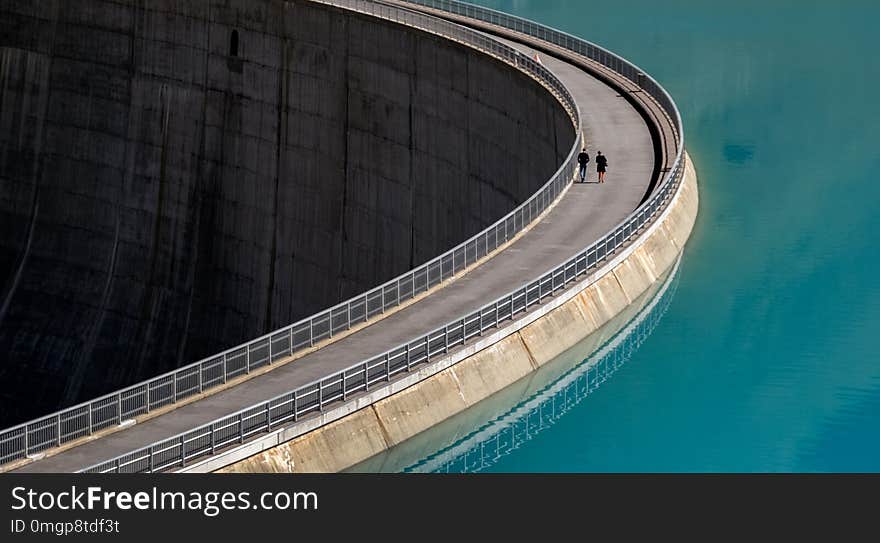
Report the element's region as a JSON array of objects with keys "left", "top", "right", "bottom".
[
  {"left": 0, "top": 0, "right": 574, "bottom": 427},
  {"left": 2, "top": 0, "right": 697, "bottom": 473}
]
